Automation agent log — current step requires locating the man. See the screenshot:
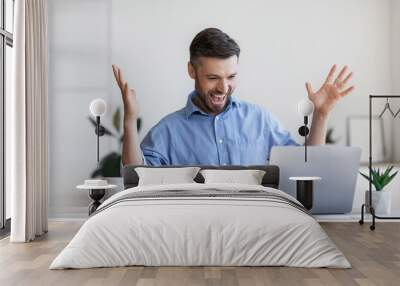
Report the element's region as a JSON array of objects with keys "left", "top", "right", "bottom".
[{"left": 112, "top": 28, "right": 354, "bottom": 166}]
